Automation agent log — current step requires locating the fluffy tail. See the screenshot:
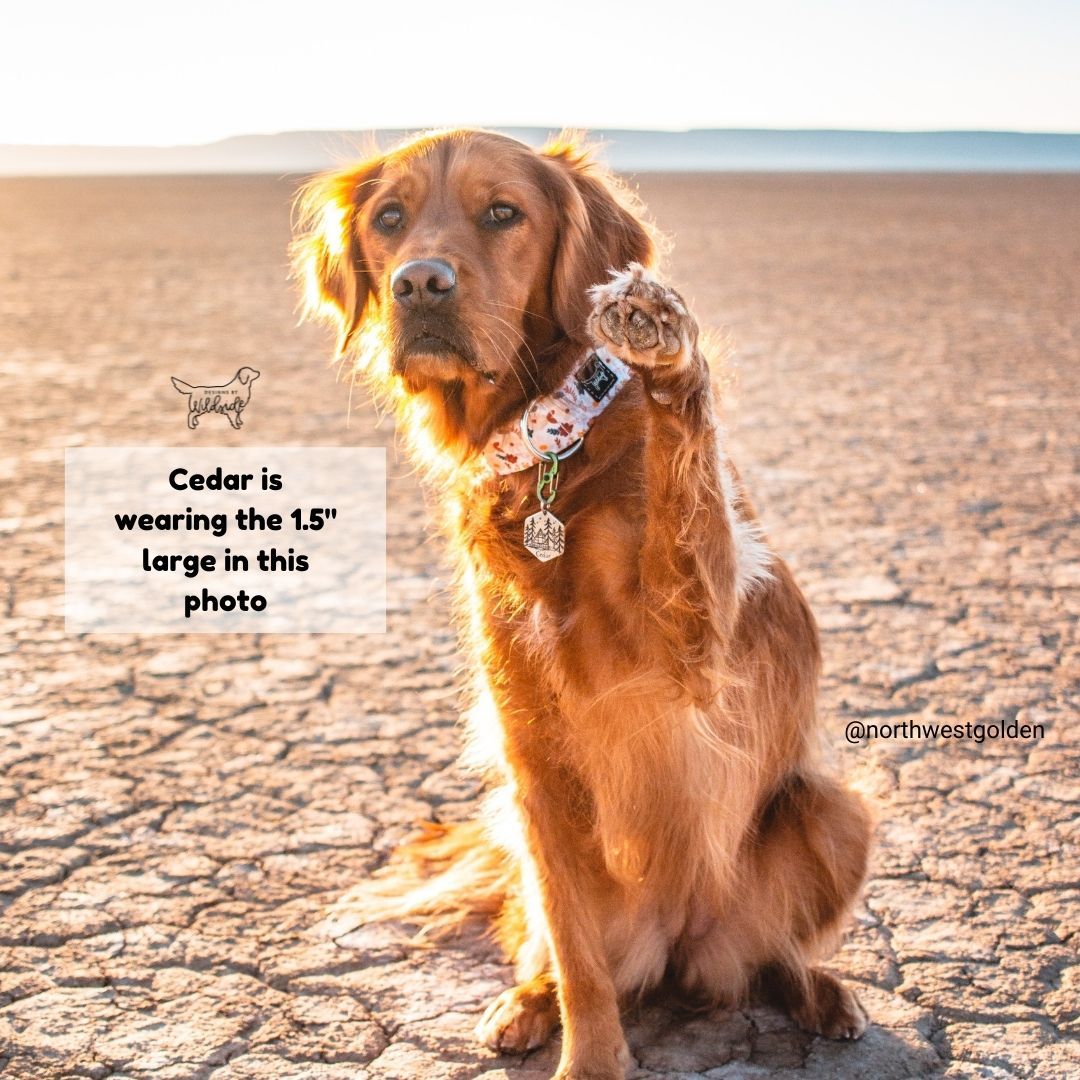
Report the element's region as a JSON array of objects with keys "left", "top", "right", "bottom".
[
  {"left": 171, "top": 376, "right": 194, "bottom": 395},
  {"left": 317, "top": 819, "right": 516, "bottom": 941}
]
